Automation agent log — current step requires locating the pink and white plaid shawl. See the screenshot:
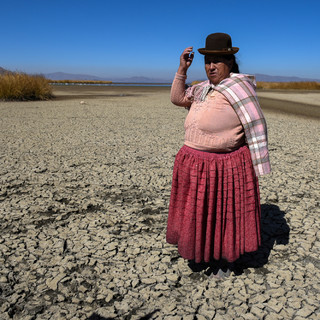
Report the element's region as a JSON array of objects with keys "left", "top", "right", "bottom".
[{"left": 187, "top": 73, "right": 271, "bottom": 176}]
